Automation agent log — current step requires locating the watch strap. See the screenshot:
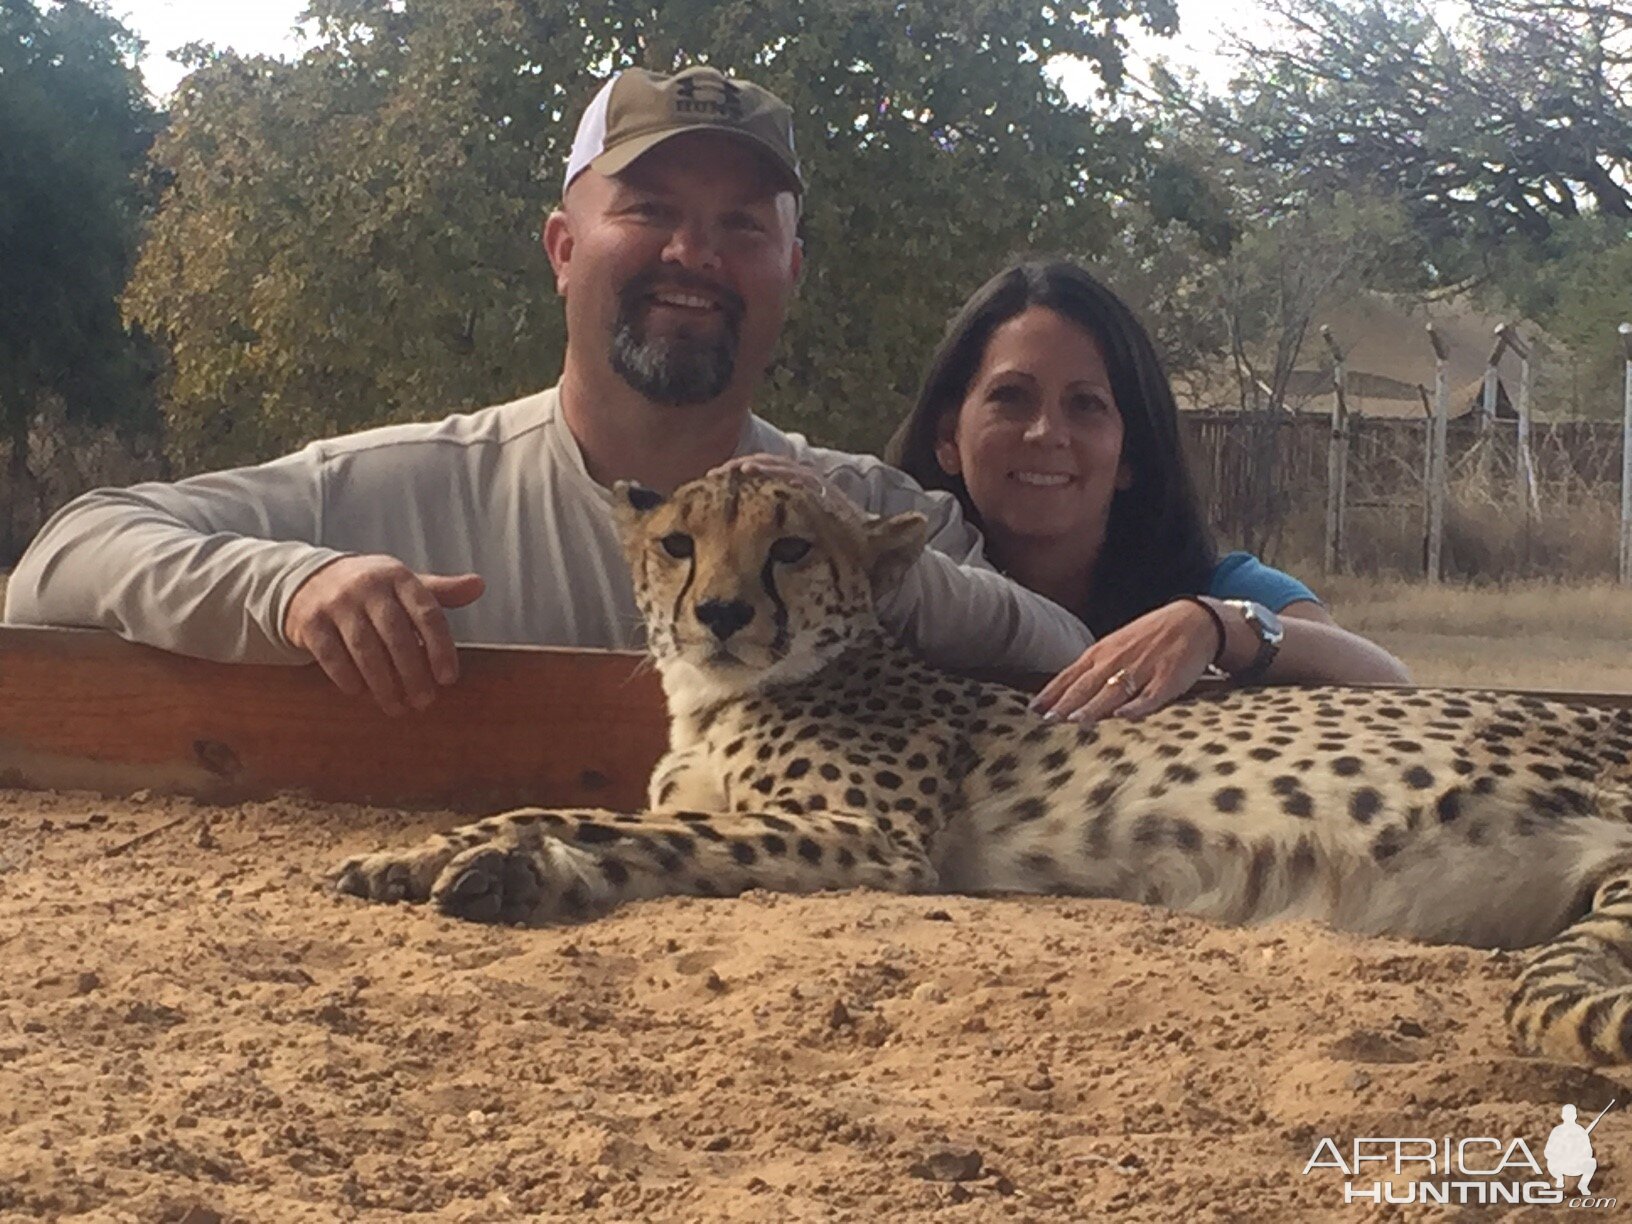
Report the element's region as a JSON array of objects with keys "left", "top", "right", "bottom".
[{"left": 1230, "top": 601, "right": 1282, "bottom": 682}]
